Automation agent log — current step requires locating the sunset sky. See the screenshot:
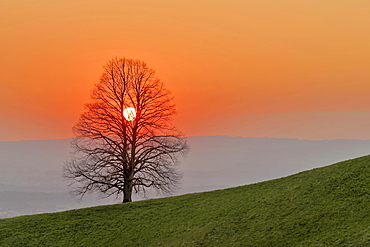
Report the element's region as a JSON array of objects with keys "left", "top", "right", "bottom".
[{"left": 1, "top": 1, "right": 370, "bottom": 141}]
